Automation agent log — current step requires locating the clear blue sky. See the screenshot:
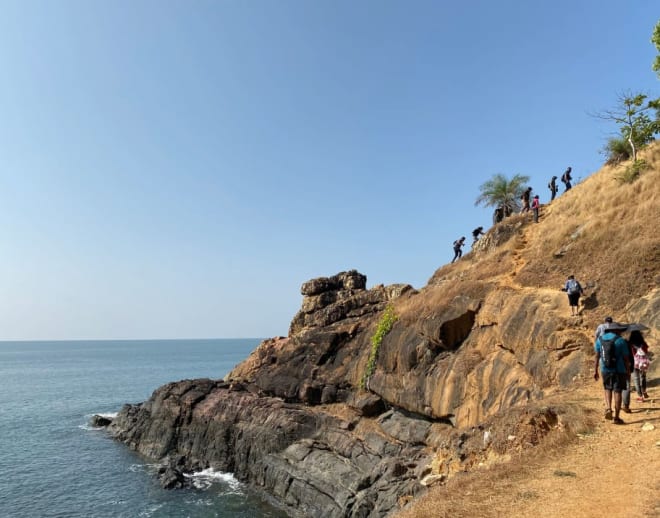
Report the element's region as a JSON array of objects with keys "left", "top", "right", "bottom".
[{"left": 1, "top": 1, "right": 658, "bottom": 340}]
